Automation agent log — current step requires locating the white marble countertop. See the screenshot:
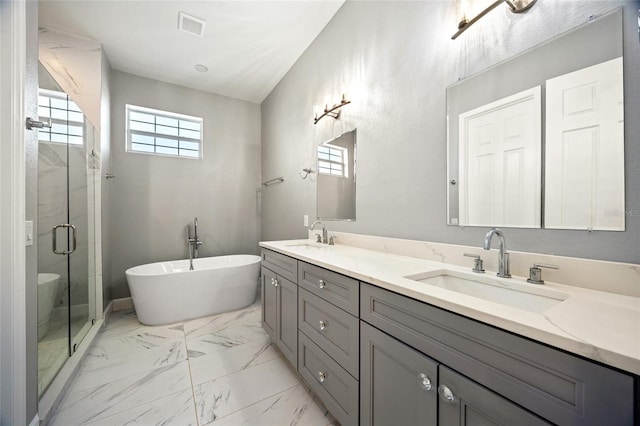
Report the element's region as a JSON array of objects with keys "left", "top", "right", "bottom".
[{"left": 259, "top": 239, "right": 640, "bottom": 376}]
